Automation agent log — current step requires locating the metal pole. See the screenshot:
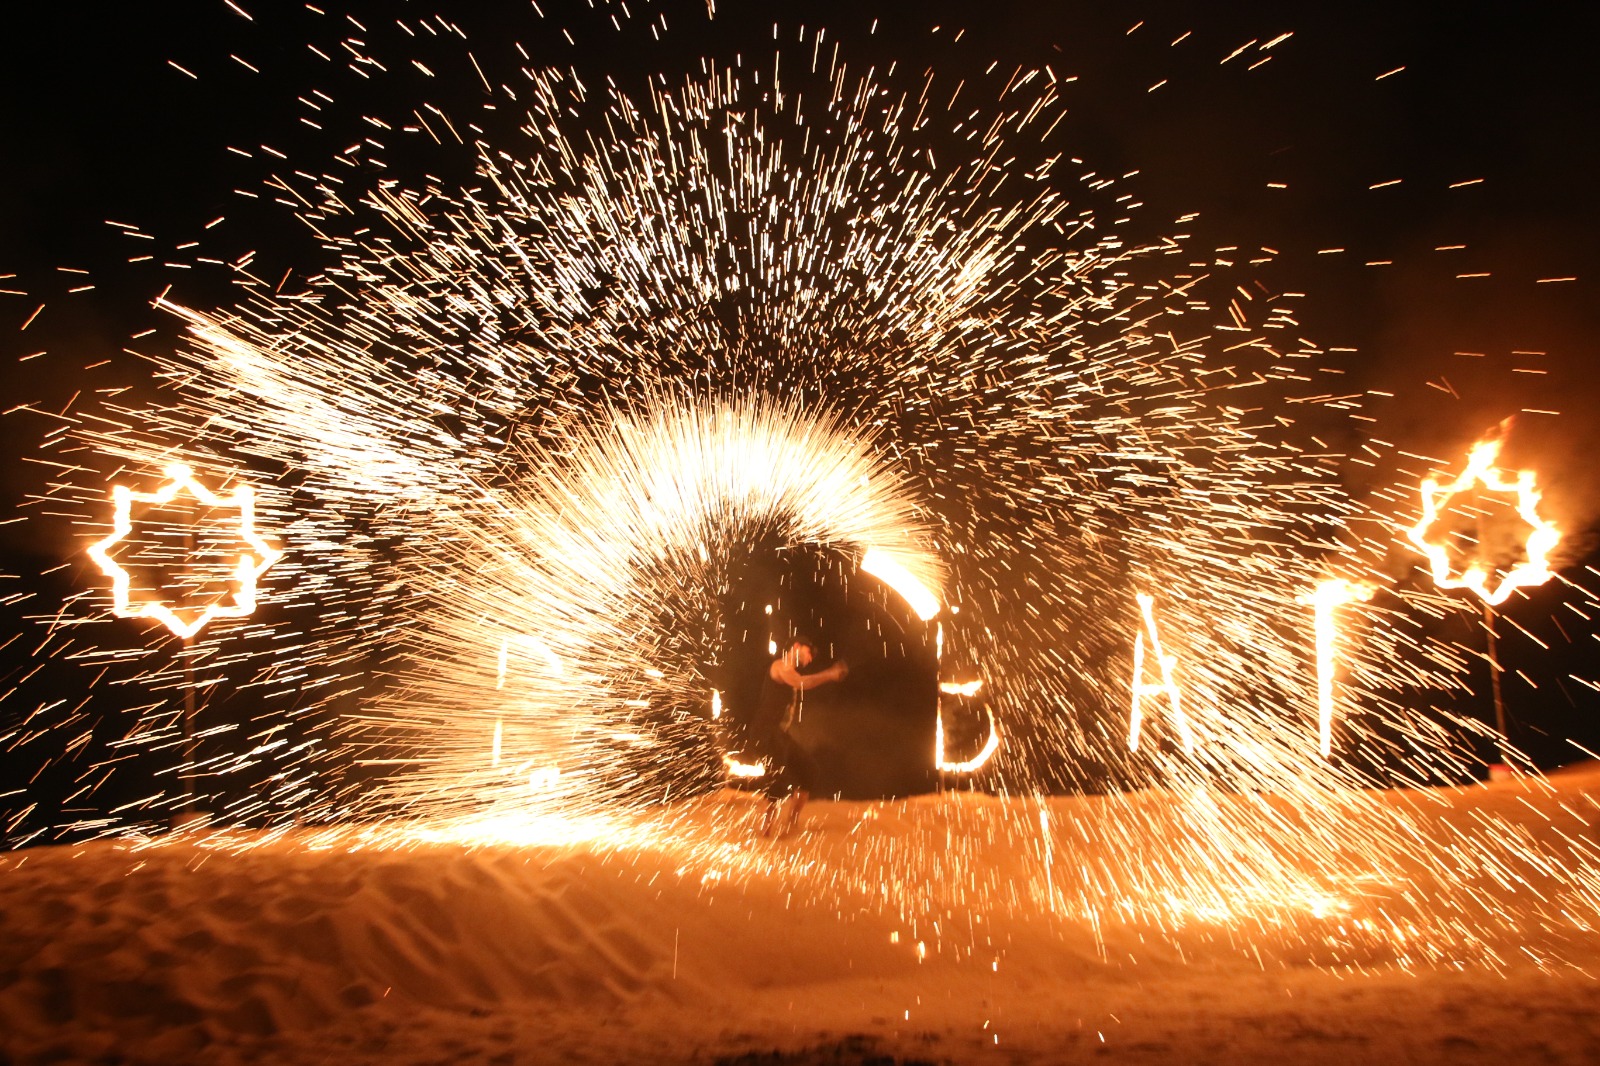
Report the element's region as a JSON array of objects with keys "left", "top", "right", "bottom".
[
  {"left": 178, "top": 512, "right": 200, "bottom": 824},
  {"left": 1483, "top": 601, "right": 1508, "bottom": 768},
  {"left": 181, "top": 632, "right": 197, "bottom": 814}
]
